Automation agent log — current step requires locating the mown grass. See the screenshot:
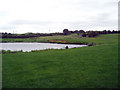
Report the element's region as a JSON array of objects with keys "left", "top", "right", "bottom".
[{"left": 2, "top": 34, "right": 119, "bottom": 88}]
